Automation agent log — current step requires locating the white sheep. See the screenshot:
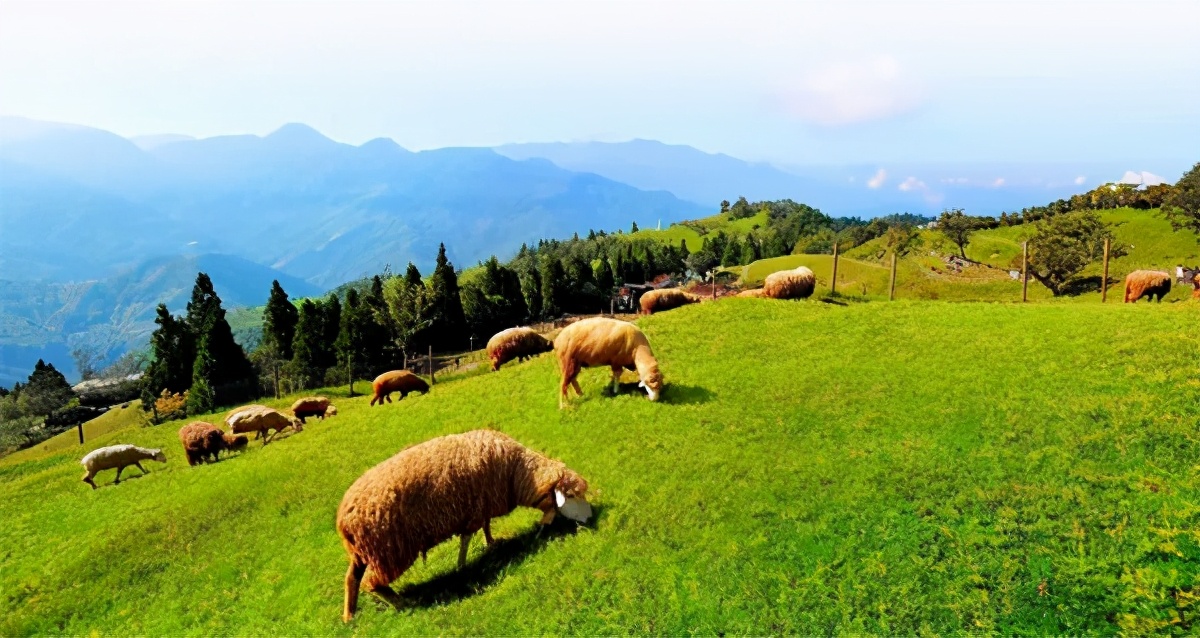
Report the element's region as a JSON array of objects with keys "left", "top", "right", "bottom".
[
  {"left": 80, "top": 444, "right": 167, "bottom": 489},
  {"left": 553, "top": 316, "right": 663, "bottom": 408}
]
